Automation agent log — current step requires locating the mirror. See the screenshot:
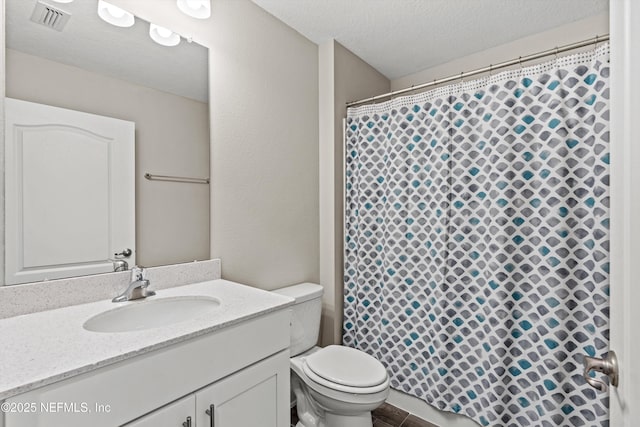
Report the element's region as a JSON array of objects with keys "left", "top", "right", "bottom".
[{"left": 4, "top": 0, "right": 210, "bottom": 285}]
